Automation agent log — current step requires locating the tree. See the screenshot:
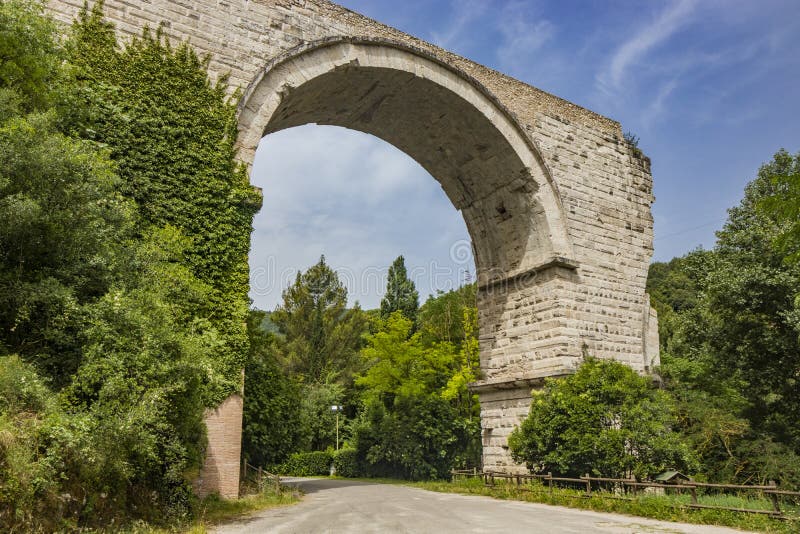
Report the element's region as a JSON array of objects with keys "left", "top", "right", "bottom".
[
  {"left": 0, "top": 0, "right": 62, "bottom": 114},
  {"left": 417, "top": 283, "right": 476, "bottom": 347},
  {"left": 271, "top": 256, "right": 367, "bottom": 384},
  {"left": 357, "top": 312, "right": 454, "bottom": 404},
  {"left": 242, "top": 310, "right": 304, "bottom": 467},
  {"left": 0, "top": 3, "right": 260, "bottom": 527},
  {"left": 0, "top": 0, "right": 135, "bottom": 384},
  {"left": 62, "top": 4, "right": 261, "bottom": 401},
  {"left": 352, "top": 312, "right": 479, "bottom": 478},
  {"left": 508, "top": 358, "right": 695, "bottom": 479},
  {"left": 756, "top": 149, "right": 800, "bottom": 265},
  {"left": 379, "top": 255, "right": 419, "bottom": 323},
  {"left": 649, "top": 150, "right": 800, "bottom": 488}
]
